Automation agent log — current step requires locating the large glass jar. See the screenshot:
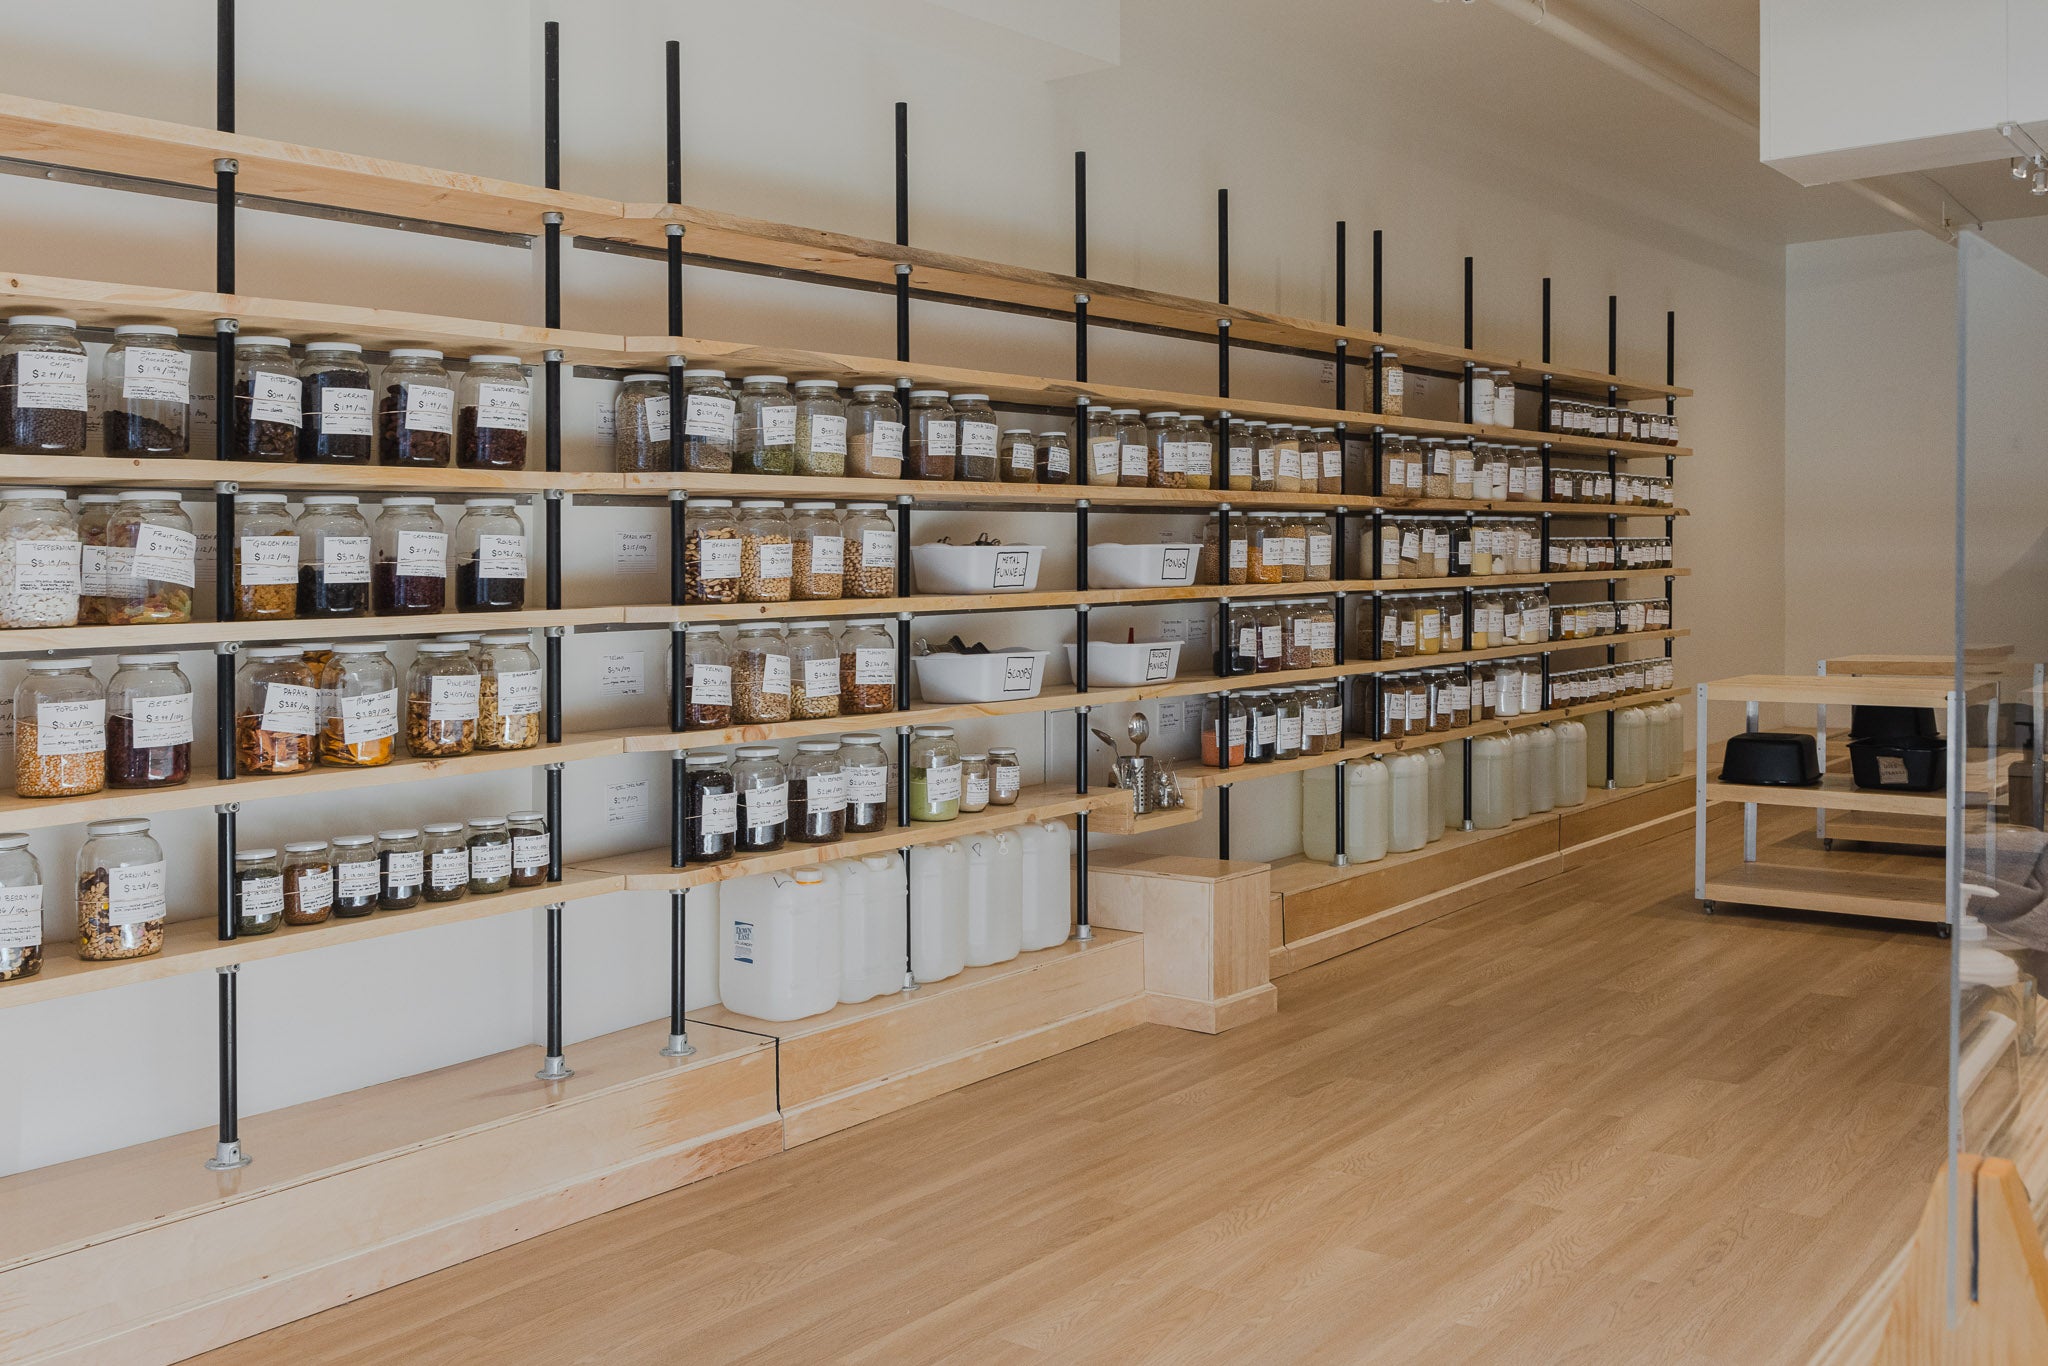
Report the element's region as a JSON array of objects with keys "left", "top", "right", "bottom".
[
  {"left": 0, "top": 488, "right": 80, "bottom": 629},
  {"left": 952, "top": 393, "right": 999, "bottom": 482},
  {"left": 614, "top": 373, "right": 671, "bottom": 473},
  {"left": 733, "top": 744, "right": 789, "bottom": 853},
  {"left": 1253, "top": 602, "right": 1285, "bottom": 673},
  {"left": 1243, "top": 690, "right": 1277, "bottom": 763},
  {"left": 235, "top": 647, "right": 318, "bottom": 773},
  {"left": 104, "top": 490, "right": 195, "bottom": 625},
  {"left": 906, "top": 390, "right": 956, "bottom": 480},
  {"left": 1273, "top": 515, "right": 1308, "bottom": 585},
  {"left": 839, "top": 732, "right": 890, "bottom": 834},
  {"left": 794, "top": 379, "right": 847, "bottom": 476},
  {"left": 377, "top": 828, "right": 424, "bottom": 910},
  {"left": 790, "top": 739, "right": 847, "bottom": 844},
  {"left": 1272, "top": 424, "right": 1305, "bottom": 493},
  {"left": 103, "top": 325, "right": 190, "bottom": 457},
  {"left": 908, "top": 726, "right": 962, "bottom": 822},
  {"left": 1378, "top": 351, "right": 1404, "bottom": 416},
  {"left": 1083, "top": 402, "right": 1120, "bottom": 488},
  {"left": 233, "top": 848, "right": 284, "bottom": 936},
  {"left": 1036, "top": 426, "right": 1073, "bottom": 485},
  {"left": 1305, "top": 516, "right": 1335, "bottom": 582},
  {"left": 453, "top": 498, "right": 527, "bottom": 612},
  {"left": 0, "top": 835, "right": 43, "bottom": 983},
  {"left": 838, "top": 618, "right": 895, "bottom": 715},
  {"left": 298, "top": 342, "right": 373, "bottom": 463},
  {"left": 790, "top": 503, "right": 844, "bottom": 601},
  {"left": 283, "top": 841, "right": 334, "bottom": 925},
  {"left": 738, "top": 500, "right": 792, "bottom": 603},
  {"left": 378, "top": 348, "right": 454, "bottom": 466},
  {"left": 1201, "top": 694, "right": 1247, "bottom": 766},
  {"left": 1199, "top": 515, "right": 1248, "bottom": 587},
  {"left": 732, "top": 623, "right": 791, "bottom": 724},
  {"left": 1313, "top": 427, "right": 1343, "bottom": 495},
  {"left": 684, "top": 752, "right": 737, "bottom": 862},
  {"left": 786, "top": 620, "right": 841, "bottom": 720},
  {"left": 16, "top": 659, "right": 105, "bottom": 797},
  {"left": 1245, "top": 422, "right": 1274, "bottom": 492},
  {"left": 406, "top": 642, "right": 479, "bottom": 757},
  {"left": 1000, "top": 428, "right": 1037, "bottom": 485},
  {"left": 684, "top": 500, "right": 741, "bottom": 604},
  {"left": 683, "top": 624, "right": 733, "bottom": 730},
  {"left": 423, "top": 822, "right": 469, "bottom": 902},
  {"left": 318, "top": 642, "right": 398, "bottom": 767},
  {"left": 737, "top": 375, "right": 796, "bottom": 476},
  {"left": 508, "top": 810, "right": 550, "bottom": 887},
  {"left": 1113, "top": 408, "right": 1149, "bottom": 489},
  {"left": 846, "top": 384, "right": 904, "bottom": 478},
  {"left": 1145, "top": 410, "right": 1185, "bottom": 489},
  {"left": 331, "top": 834, "right": 380, "bottom": 916},
  {"left": 372, "top": 496, "right": 448, "bottom": 615},
  {"left": 680, "top": 369, "right": 736, "bottom": 471},
  {"left": 296, "top": 495, "right": 372, "bottom": 618},
  {"left": 476, "top": 632, "right": 543, "bottom": 751},
  {"left": 466, "top": 817, "right": 512, "bottom": 894},
  {"left": 841, "top": 502, "right": 896, "bottom": 598},
  {"left": 1273, "top": 691, "right": 1303, "bottom": 761},
  {"left": 457, "top": 355, "right": 530, "bottom": 469},
  {"left": 1, "top": 316, "right": 88, "bottom": 454},
  {"left": 231, "top": 335, "right": 301, "bottom": 461},
  {"left": 76, "top": 817, "right": 166, "bottom": 961},
  {"left": 229, "top": 492, "right": 297, "bottom": 621},
  {"left": 107, "top": 654, "right": 192, "bottom": 788},
  {"left": 74, "top": 493, "right": 115, "bottom": 626},
  {"left": 1180, "top": 415, "right": 1215, "bottom": 491}
]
